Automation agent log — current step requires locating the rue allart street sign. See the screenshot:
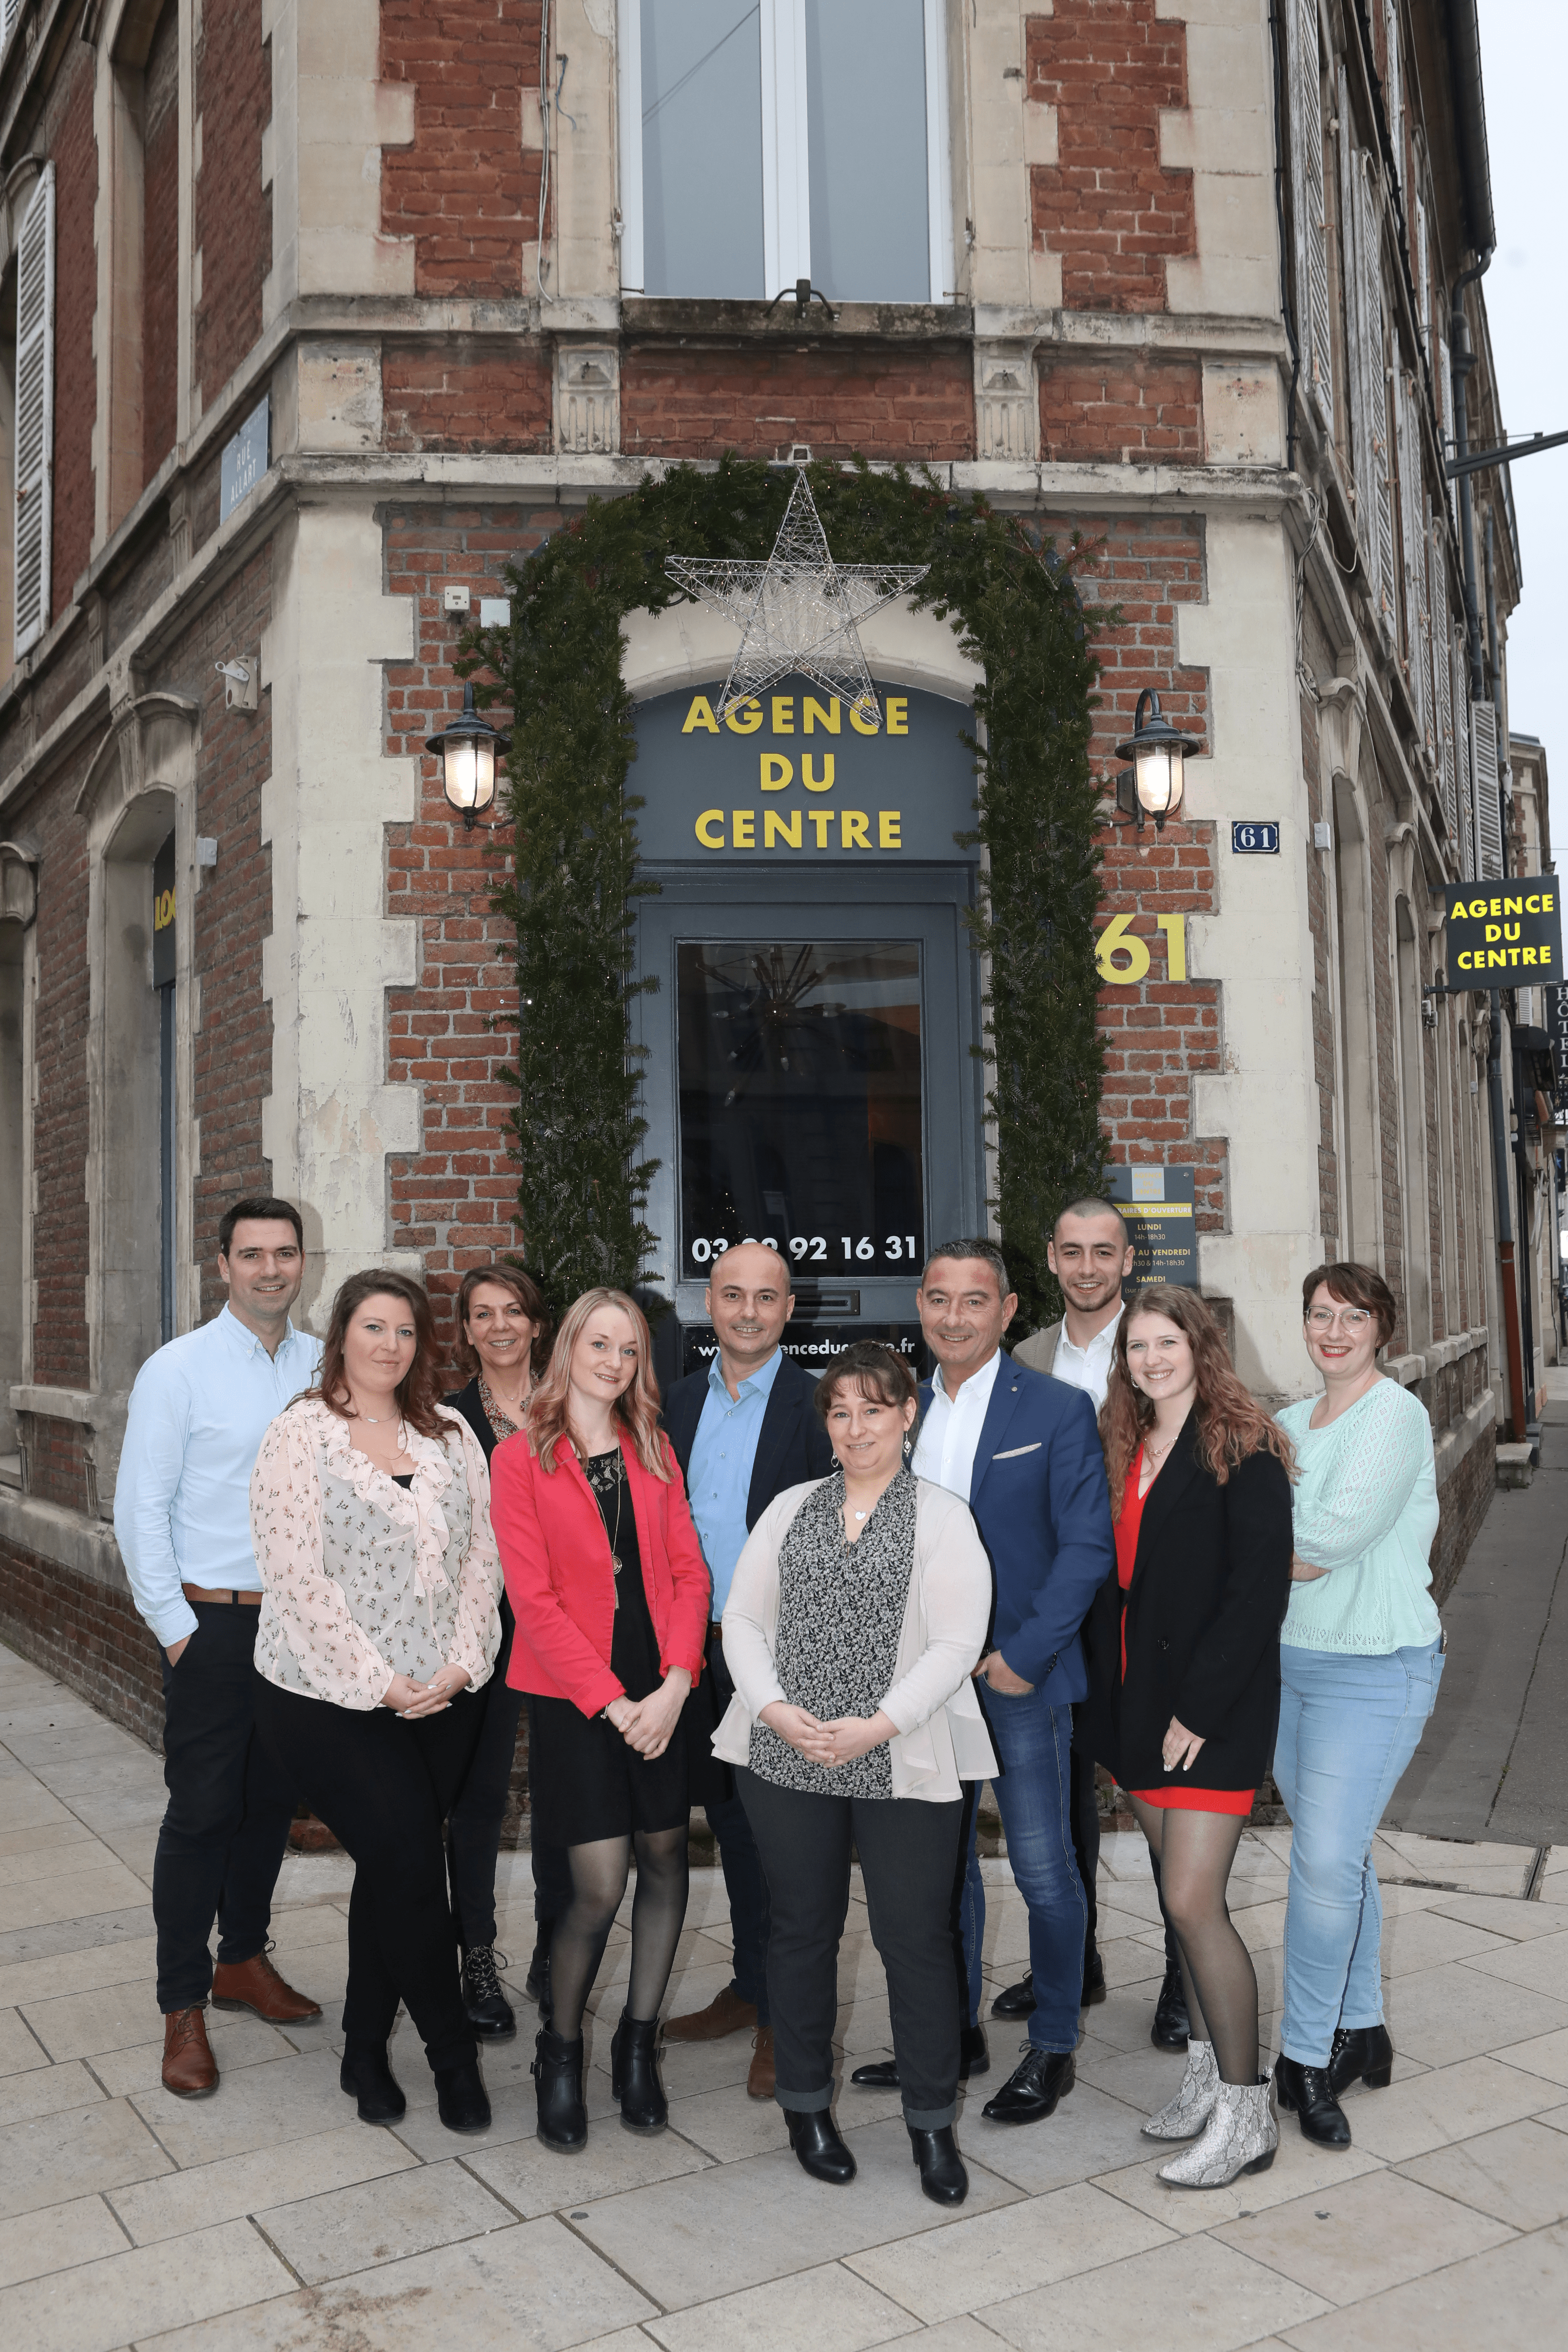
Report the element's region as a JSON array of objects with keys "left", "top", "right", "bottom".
[{"left": 1443, "top": 877, "right": 1563, "bottom": 988}]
